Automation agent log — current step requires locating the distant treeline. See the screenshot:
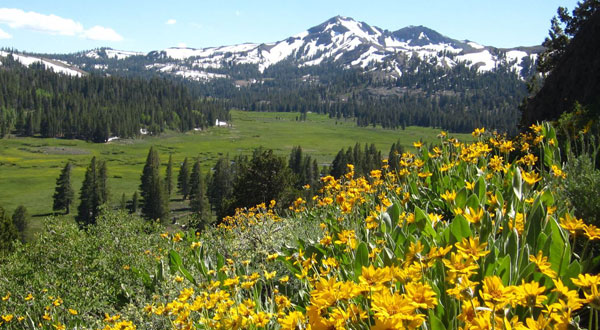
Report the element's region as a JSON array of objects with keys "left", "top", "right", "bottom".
[
  {"left": 0, "top": 55, "right": 229, "bottom": 142},
  {"left": 188, "top": 59, "right": 529, "bottom": 135}
]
